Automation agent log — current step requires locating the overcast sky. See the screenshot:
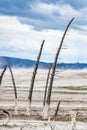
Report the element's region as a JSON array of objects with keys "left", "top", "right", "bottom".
[{"left": 0, "top": 0, "right": 87, "bottom": 63}]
